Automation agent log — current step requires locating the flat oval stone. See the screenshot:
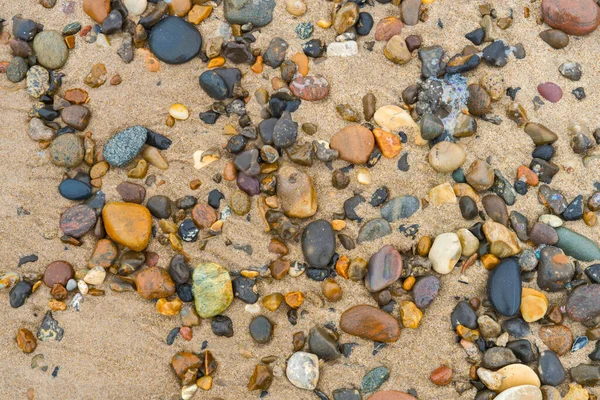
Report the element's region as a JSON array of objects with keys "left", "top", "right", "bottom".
[
  {"left": 541, "top": 0, "right": 600, "bottom": 36},
  {"left": 339, "top": 304, "right": 401, "bottom": 342},
  {"left": 103, "top": 126, "right": 148, "bottom": 167},
  {"left": 224, "top": 0, "right": 275, "bottom": 27},
  {"left": 58, "top": 179, "right": 92, "bottom": 201},
  {"left": 289, "top": 75, "right": 330, "bottom": 101},
  {"left": 43, "top": 261, "right": 74, "bottom": 287},
  {"left": 116, "top": 182, "right": 146, "bottom": 203},
  {"left": 428, "top": 142, "right": 466, "bottom": 172},
  {"left": 451, "top": 300, "right": 478, "bottom": 329},
  {"left": 487, "top": 258, "right": 521, "bottom": 316},
  {"left": 380, "top": 195, "right": 420, "bottom": 221},
  {"left": 524, "top": 122, "right": 558, "bottom": 145},
  {"left": 286, "top": 351, "right": 319, "bottom": 390},
  {"left": 366, "top": 245, "right": 402, "bottom": 292},
  {"left": 59, "top": 204, "right": 97, "bottom": 237},
  {"left": 249, "top": 315, "right": 273, "bottom": 344},
  {"left": 277, "top": 164, "right": 317, "bottom": 218},
  {"left": 357, "top": 218, "right": 391, "bottom": 243},
  {"left": 135, "top": 266, "right": 176, "bottom": 299},
  {"left": 192, "top": 262, "right": 233, "bottom": 318},
  {"left": 330, "top": 125, "right": 374, "bottom": 164},
  {"left": 567, "top": 284, "right": 600, "bottom": 322},
  {"left": 102, "top": 202, "right": 152, "bottom": 251},
  {"left": 538, "top": 350, "right": 565, "bottom": 386},
  {"left": 429, "top": 233, "right": 462, "bottom": 274},
  {"left": 301, "top": 220, "right": 335, "bottom": 268},
  {"left": 537, "top": 82, "right": 562, "bottom": 103},
  {"left": 529, "top": 222, "right": 558, "bottom": 246},
  {"left": 33, "top": 30, "right": 68, "bottom": 69},
  {"left": 148, "top": 17, "right": 201, "bottom": 64},
  {"left": 412, "top": 275, "right": 441, "bottom": 309}
]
